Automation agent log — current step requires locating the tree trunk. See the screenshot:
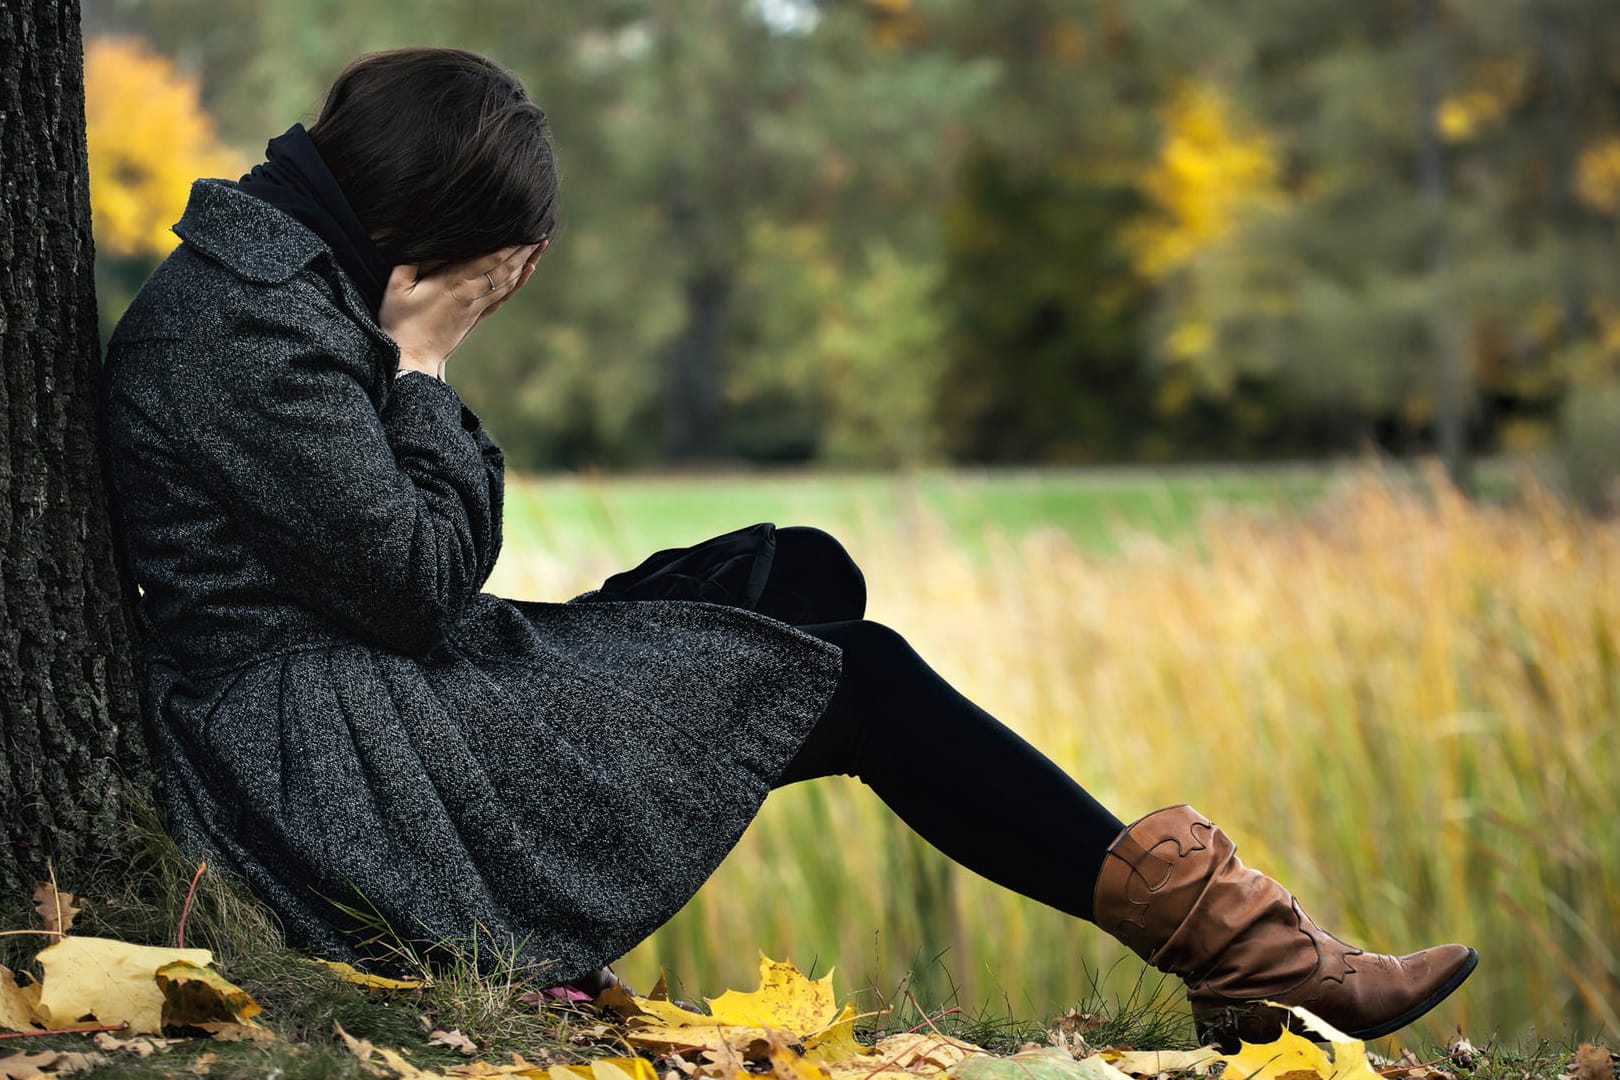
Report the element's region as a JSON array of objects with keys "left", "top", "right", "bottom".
[
  {"left": 662, "top": 264, "right": 730, "bottom": 463},
  {"left": 1415, "top": 0, "right": 1474, "bottom": 495},
  {"left": 0, "top": 2, "right": 148, "bottom": 899}
]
